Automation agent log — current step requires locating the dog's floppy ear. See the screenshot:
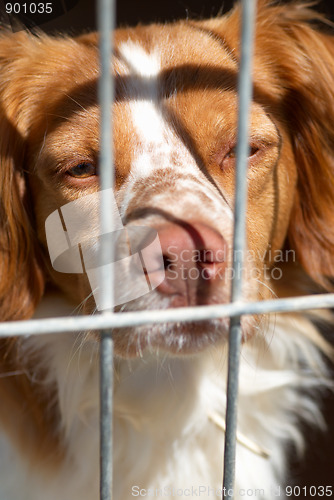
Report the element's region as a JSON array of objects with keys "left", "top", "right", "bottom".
[
  {"left": 256, "top": 4, "right": 334, "bottom": 291},
  {"left": 207, "top": 2, "right": 334, "bottom": 290},
  {"left": 0, "top": 32, "right": 45, "bottom": 321},
  {"left": 199, "top": 3, "right": 334, "bottom": 290}
]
